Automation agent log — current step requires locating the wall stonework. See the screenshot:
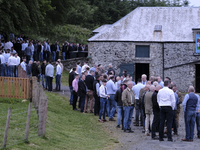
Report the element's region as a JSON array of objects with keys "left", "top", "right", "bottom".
[
  {"left": 88, "top": 42, "right": 163, "bottom": 78},
  {"left": 163, "top": 43, "right": 198, "bottom": 92}
]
